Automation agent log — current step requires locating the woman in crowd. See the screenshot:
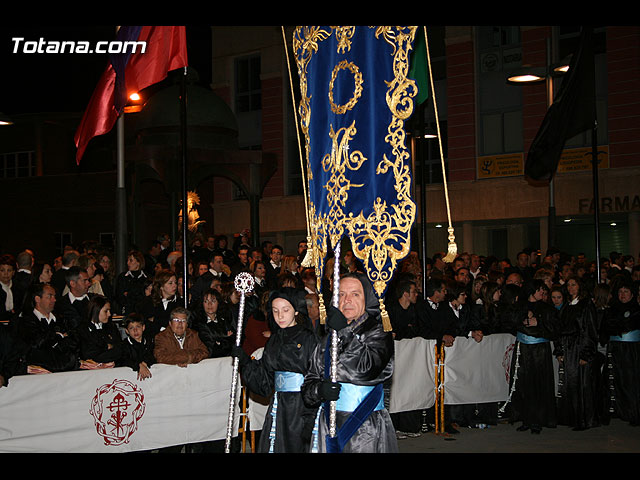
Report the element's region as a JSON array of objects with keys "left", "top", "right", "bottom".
[
  {"left": 554, "top": 276, "right": 600, "bottom": 430},
  {"left": 31, "top": 263, "right": 53, "bottom": 286},
  {"left": 220, "top": 281, "right": 242, "bottom": 330},
  {"left": 470, "top": 274, "right": 488, "bottom": 305},
  {"left": 137, "top": 269, "right": 179, "bottom": 337},
  {"left": 0, "top": 254, "right": 16, "bottom": 321},
  {"left": 280, "top": 255, "right": 299, "bottom": 277},
  {"left": 191, "top": 288, "right": 235, "bottom": 358},
  {"left": 550, "top": 285, "right": 565, "bottom": 312},
  {"left": 250, "top": 259, "right": 268, "bottom": 299},
  {"left": 114, "top": 250, "right": 148, "bottom": 316},
  {"left": 232, "top": 287, "right": 319, "bottom": 453},
  {"left": 601, "top": 279, "right": 640, "bottom": 426},
  {"left": 76, "top": 295, "right": 122, "bottom": 367},
  {"left": 475, "top": 281, "right": 502, "bottom": 334}
]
